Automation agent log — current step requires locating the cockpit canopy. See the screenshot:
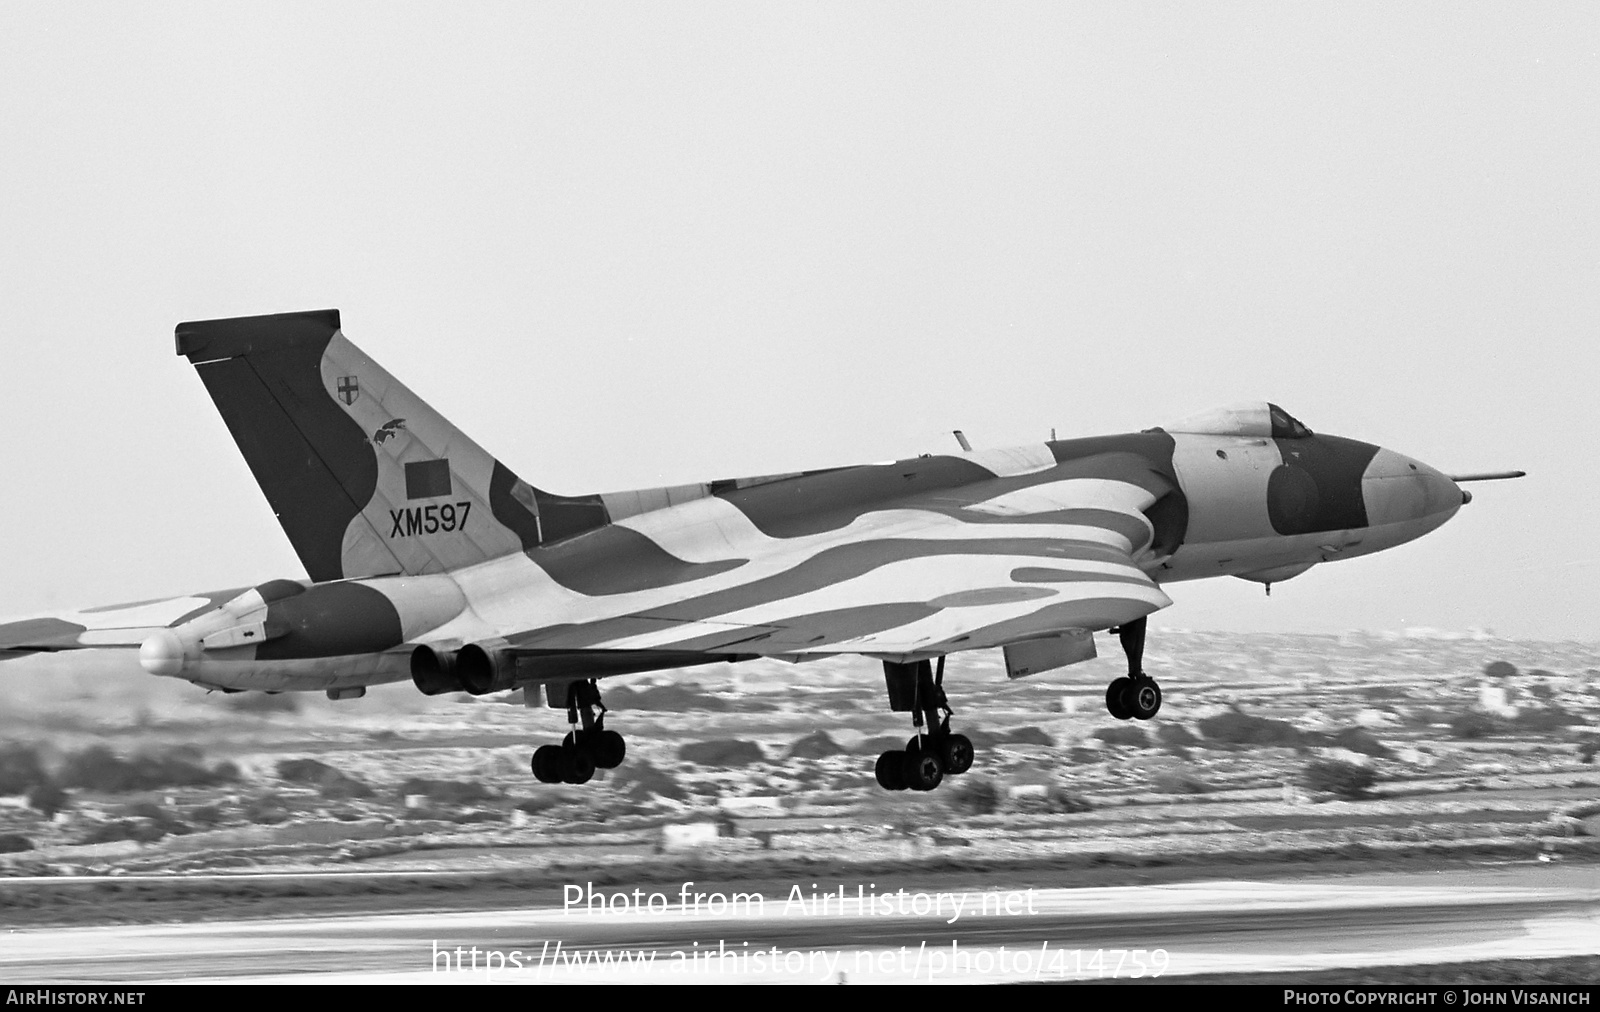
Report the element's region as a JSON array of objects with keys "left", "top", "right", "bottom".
[{"left": 1161, "top": 401, "right": 1312, "bottom": 439}]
